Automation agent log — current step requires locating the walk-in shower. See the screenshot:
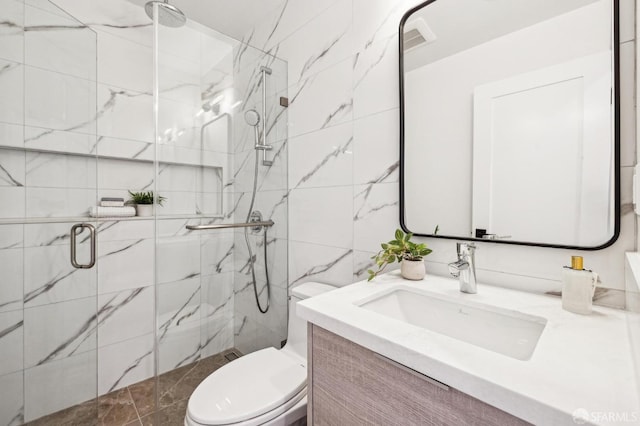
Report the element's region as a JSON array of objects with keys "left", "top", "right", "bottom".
[{"left": 0, "top": 0, "right": 287, "bottom": 423}]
